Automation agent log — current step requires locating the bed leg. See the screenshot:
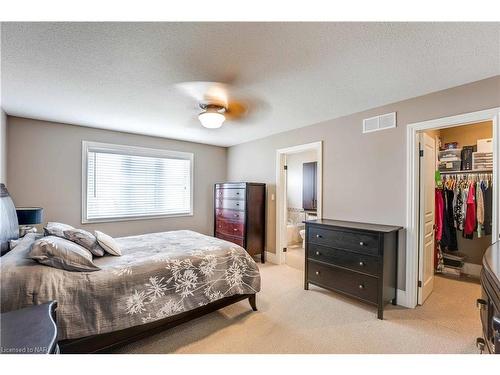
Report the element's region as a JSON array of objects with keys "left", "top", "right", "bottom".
[{"left": 248, "top": 294, "right": 257, "bottom": 311}]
